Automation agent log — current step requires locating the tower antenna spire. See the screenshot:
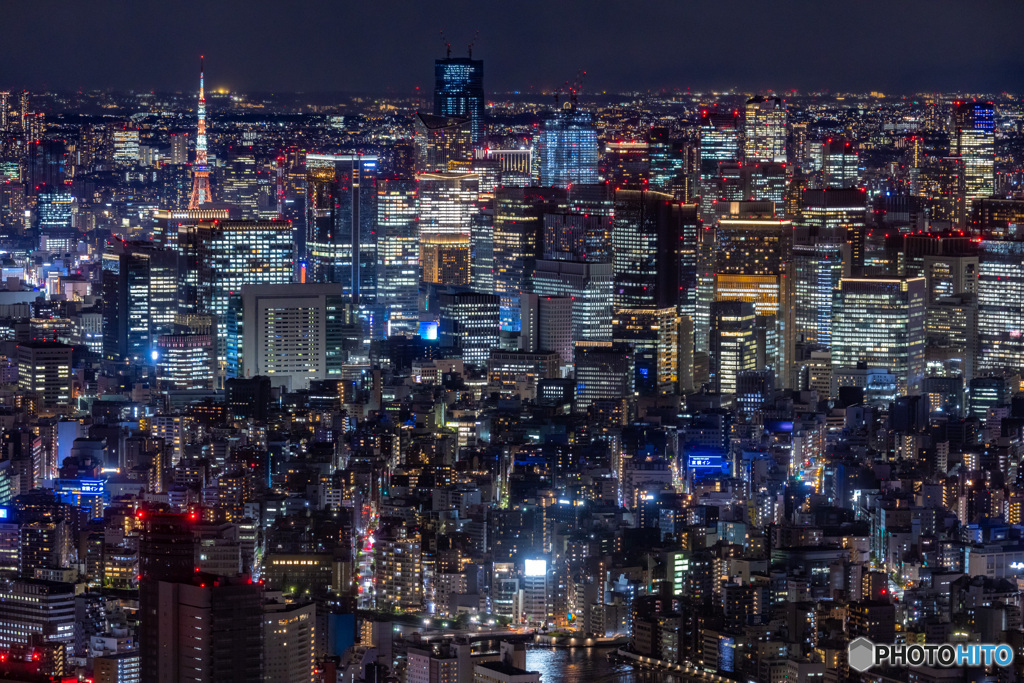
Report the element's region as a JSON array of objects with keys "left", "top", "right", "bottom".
[{"left": 188, "top": 55, "right": 211, "bottom": 209}]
